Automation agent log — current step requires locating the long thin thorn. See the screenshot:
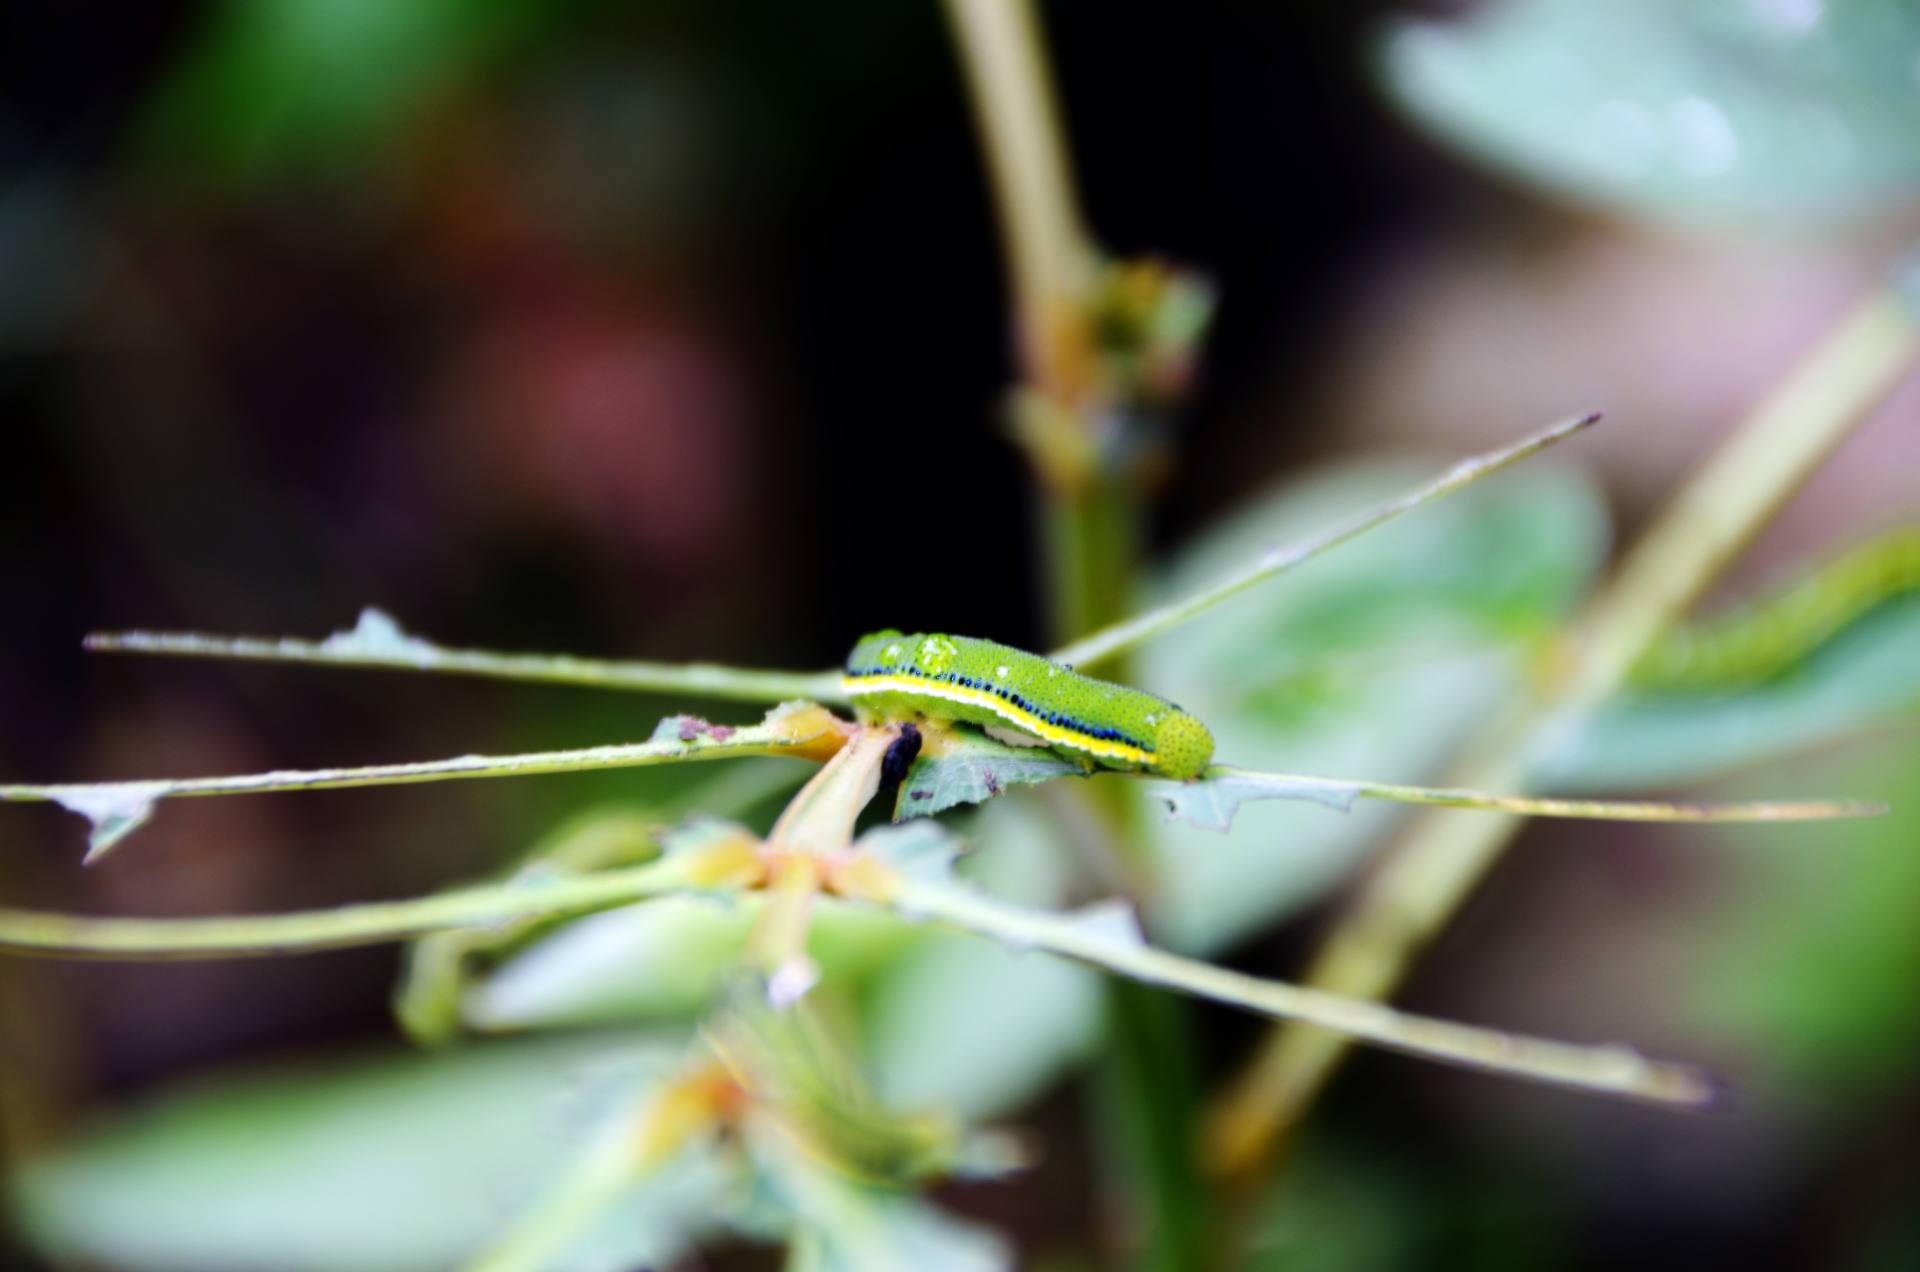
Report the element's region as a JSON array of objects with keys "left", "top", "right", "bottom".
[{"left": 1050, "top": 413, "right": 1602, "bottom": 669}]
